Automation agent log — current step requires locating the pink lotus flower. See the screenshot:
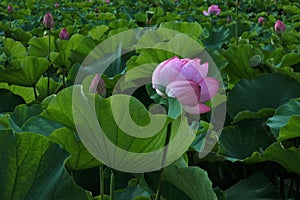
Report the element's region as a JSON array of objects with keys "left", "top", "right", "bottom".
[
  {"left": 106, "top": 0, "right": 110, "bottom": 3},
  {"left": 59, "top": 28, "right": 69, "bottom": 40},
  {"left": 203, "top": 5, "right": 221, "bottom": 16},
  {"left": 258, "top": 17, "right": 264, "bottom": 24},
  {"left": 54, "top": 3, "right": 59, "bottom": 8},
  {"left": 7, "top": 4, "right": 13, "bottom": 13},
  {"left": 274, "top": 20, "right": 286, "bottom": 34},
  {"left": 43, "top": 12, "right": 54, "bottom": 29},
  {"left": 89, "top": 74, "right": 106, "bottom": 97},
  {"left": 152, "top": 57, "right": 219, "bottom": 114}
]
